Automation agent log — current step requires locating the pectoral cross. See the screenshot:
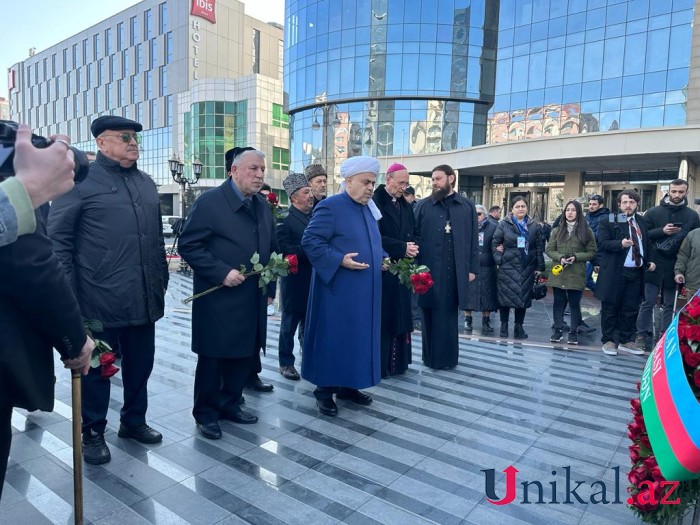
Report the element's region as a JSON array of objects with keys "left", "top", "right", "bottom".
[{"left": 445, "top": 220, "right": 452, "bottom": 234}]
